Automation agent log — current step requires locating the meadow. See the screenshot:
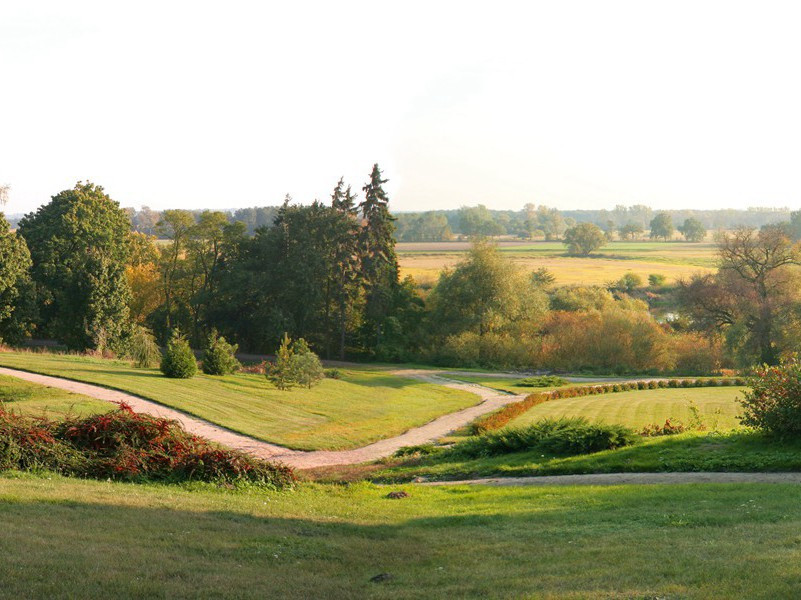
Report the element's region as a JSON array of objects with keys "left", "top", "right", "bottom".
[
  {"left": 505, "top": 386, "right": 744, "bottom": 430},
  {"left": 5, "top": 472, "right": 801, "bottom": 599},
  {"left": 398, "top": 240, "right": 717, "bottom": 285},
  {"left": 0, "top": 374, "right": 110, "bottom": 418},
  {"left": 0, "top": 352, "right": 479, "bottom": 451}
]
